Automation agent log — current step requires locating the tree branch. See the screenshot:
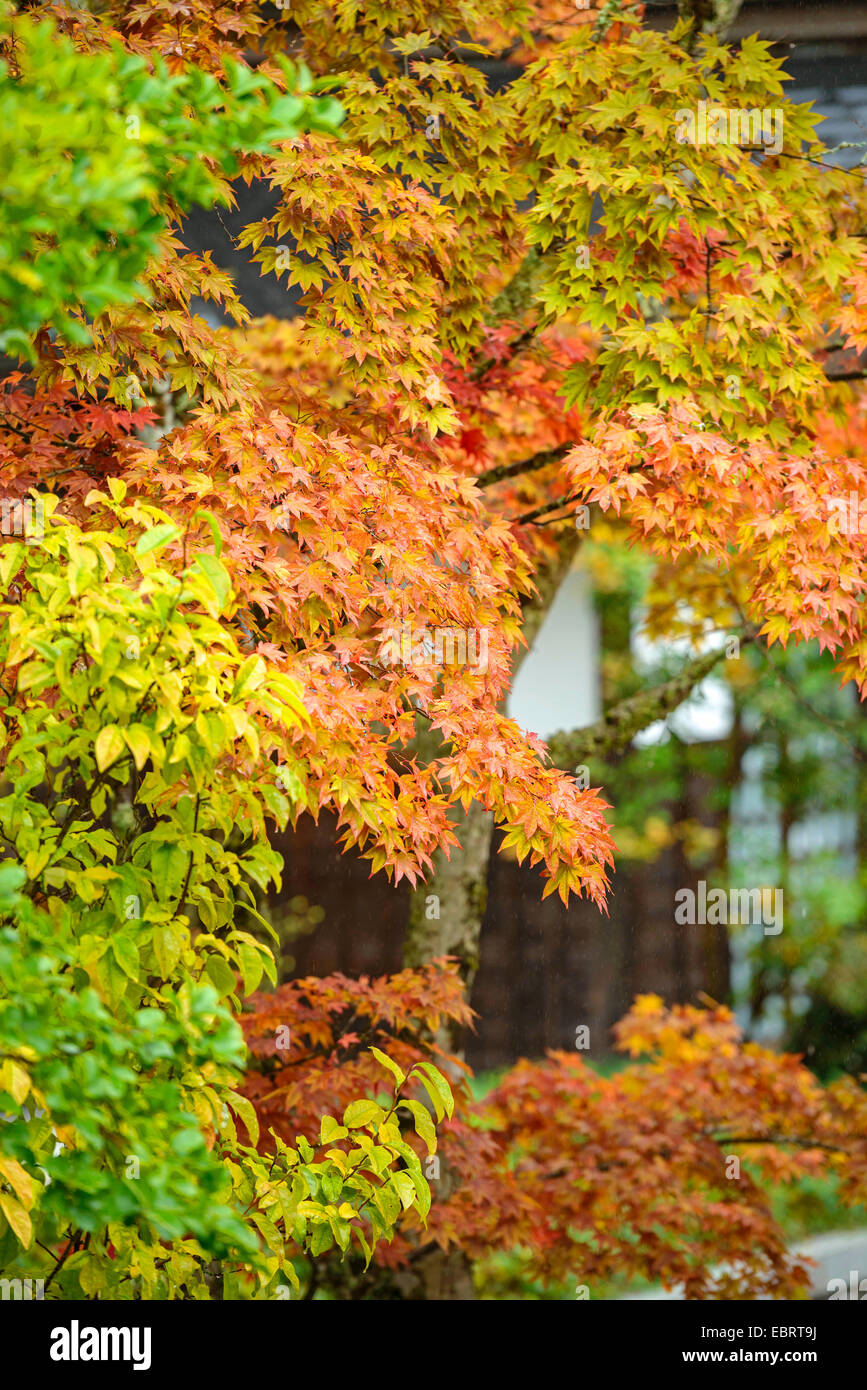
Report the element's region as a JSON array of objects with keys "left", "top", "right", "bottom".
[
  {"left": 511, "top": 491, "right": 583, "bottom": 526},
  {"left": 754, "top": 643, "right": 867, "bottom": 762},
  {"left": 709, "top": 1134, "right": 848, "bottom": 1152},
  {"left": 174, "top": 793, "right": 201, "bottom": 921},
  {"left": 476, "top": 443, "right": 572, "bottom": 490},
  {"left": 546, "top": 633, "right": 756, "bottom": 769},
  {"left": 677, "top": 0, "right": 745, "bottom": 43},
  {"left": 43, "top": 1232, "right": 82, "bottom": 1292}
]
